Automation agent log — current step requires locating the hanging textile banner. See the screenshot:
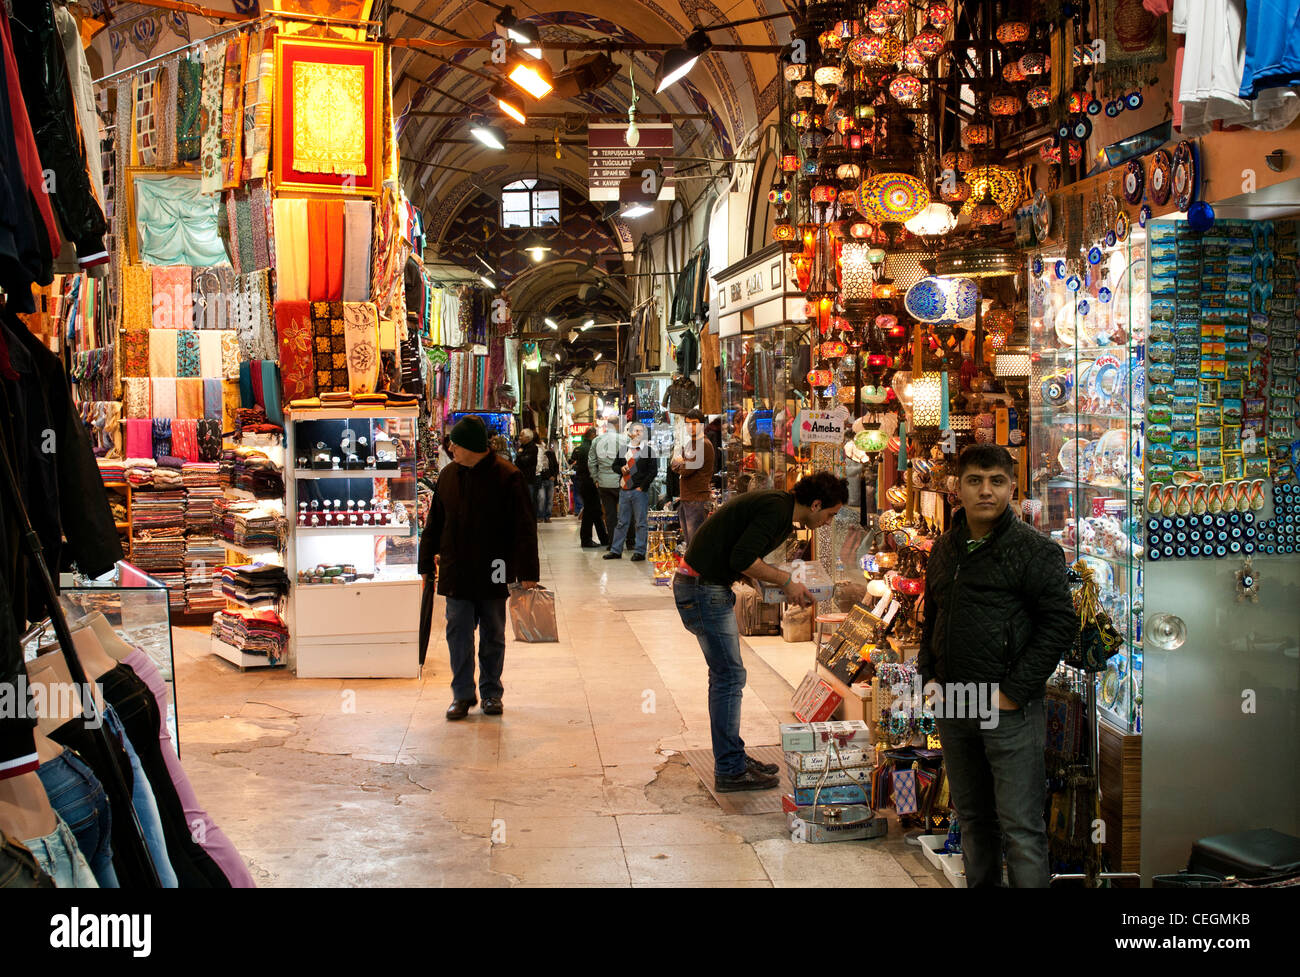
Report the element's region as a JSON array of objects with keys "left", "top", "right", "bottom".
[{"left": 587, "top": 122, "right": 675, "bottom": 202}]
